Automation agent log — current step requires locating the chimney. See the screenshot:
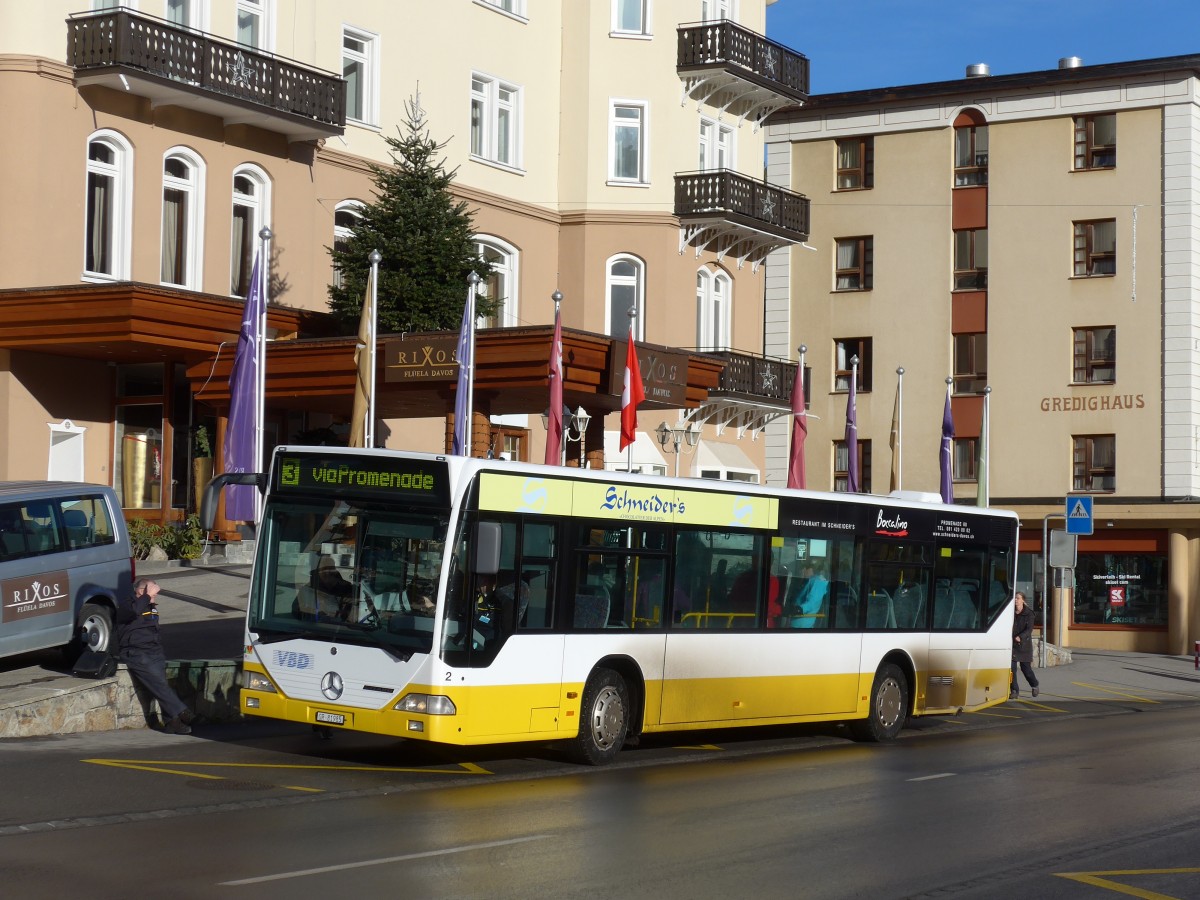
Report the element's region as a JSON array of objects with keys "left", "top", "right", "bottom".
[
  {"left": 965, "top": 63, "right": 991, "bottom": 78},
  {"left": 1058, "top": 56, "right": 1084, "bottom": 69}
]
